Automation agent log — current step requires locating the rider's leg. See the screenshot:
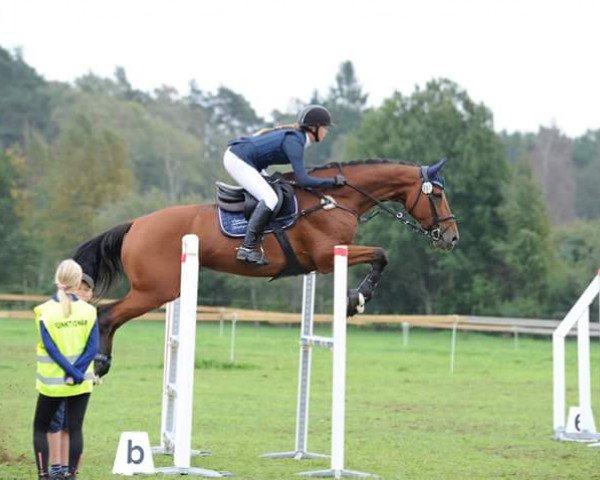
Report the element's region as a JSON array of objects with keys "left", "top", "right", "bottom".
[
  {"left": 223, "top": 149, "right": 278, "bottom": 264},
  {"left": 236, "top": 200, "right": 273, "bottom": 264}
]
